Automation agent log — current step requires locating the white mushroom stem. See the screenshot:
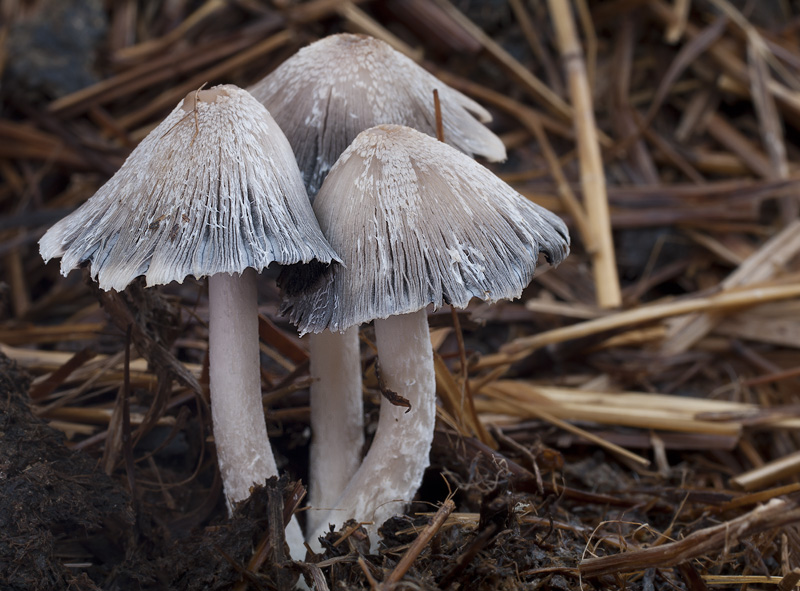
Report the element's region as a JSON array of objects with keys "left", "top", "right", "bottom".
[
  {"left": 208, "top": 268, "right": 304, "bottom": 557},
  {"left": 306, "top": 327, "right": 364, "bottom": 535},
  {"left": 308, "top": 309, "right": 435, "bottom": 548}
]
